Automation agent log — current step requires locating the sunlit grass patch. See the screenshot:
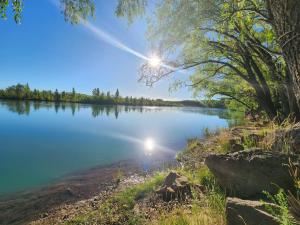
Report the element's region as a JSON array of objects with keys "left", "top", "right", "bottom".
[
  {"left": 151, "top": 185, "right": 226, "bottom": 225},
  {"left": 215, "top": 129, "right": 231, "bottom": 153},
  {"left": 66, "top": 172, "right": 166, "bottom": 225},
  {"left": 176, "top": 166, "right": 214, "bottom": 188},
  {"left": 113, "top": 172, "right": 165, "bottom": 209},
  {"left": 153, "top": 166, "right": 226, "bottom": 225},
  {"left": 263, "top": 189, "right": 298, "bottom": 225},
  {"left": 152, "top": 206, "right": 225, "bottom": 225}
]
